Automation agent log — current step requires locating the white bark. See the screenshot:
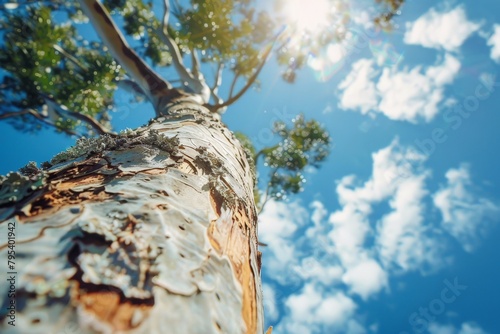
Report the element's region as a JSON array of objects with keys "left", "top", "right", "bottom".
[
  {"left": 0, "top": 100, "right": 262, "bottom": 333},
  {"left": 78, "top": 0, "right": 173, "bottom": 106},
  {"left": 159, "top": 0, "right": 211, "bottom": 102}
]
